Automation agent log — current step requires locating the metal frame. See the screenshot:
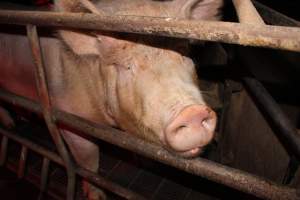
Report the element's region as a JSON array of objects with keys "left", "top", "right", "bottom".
[
  {"left": 0, "top": 1, "right": 299, "bottom": 200},
  {"left": 0, "top": 10, "right": 300, "bottom": 52}
]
